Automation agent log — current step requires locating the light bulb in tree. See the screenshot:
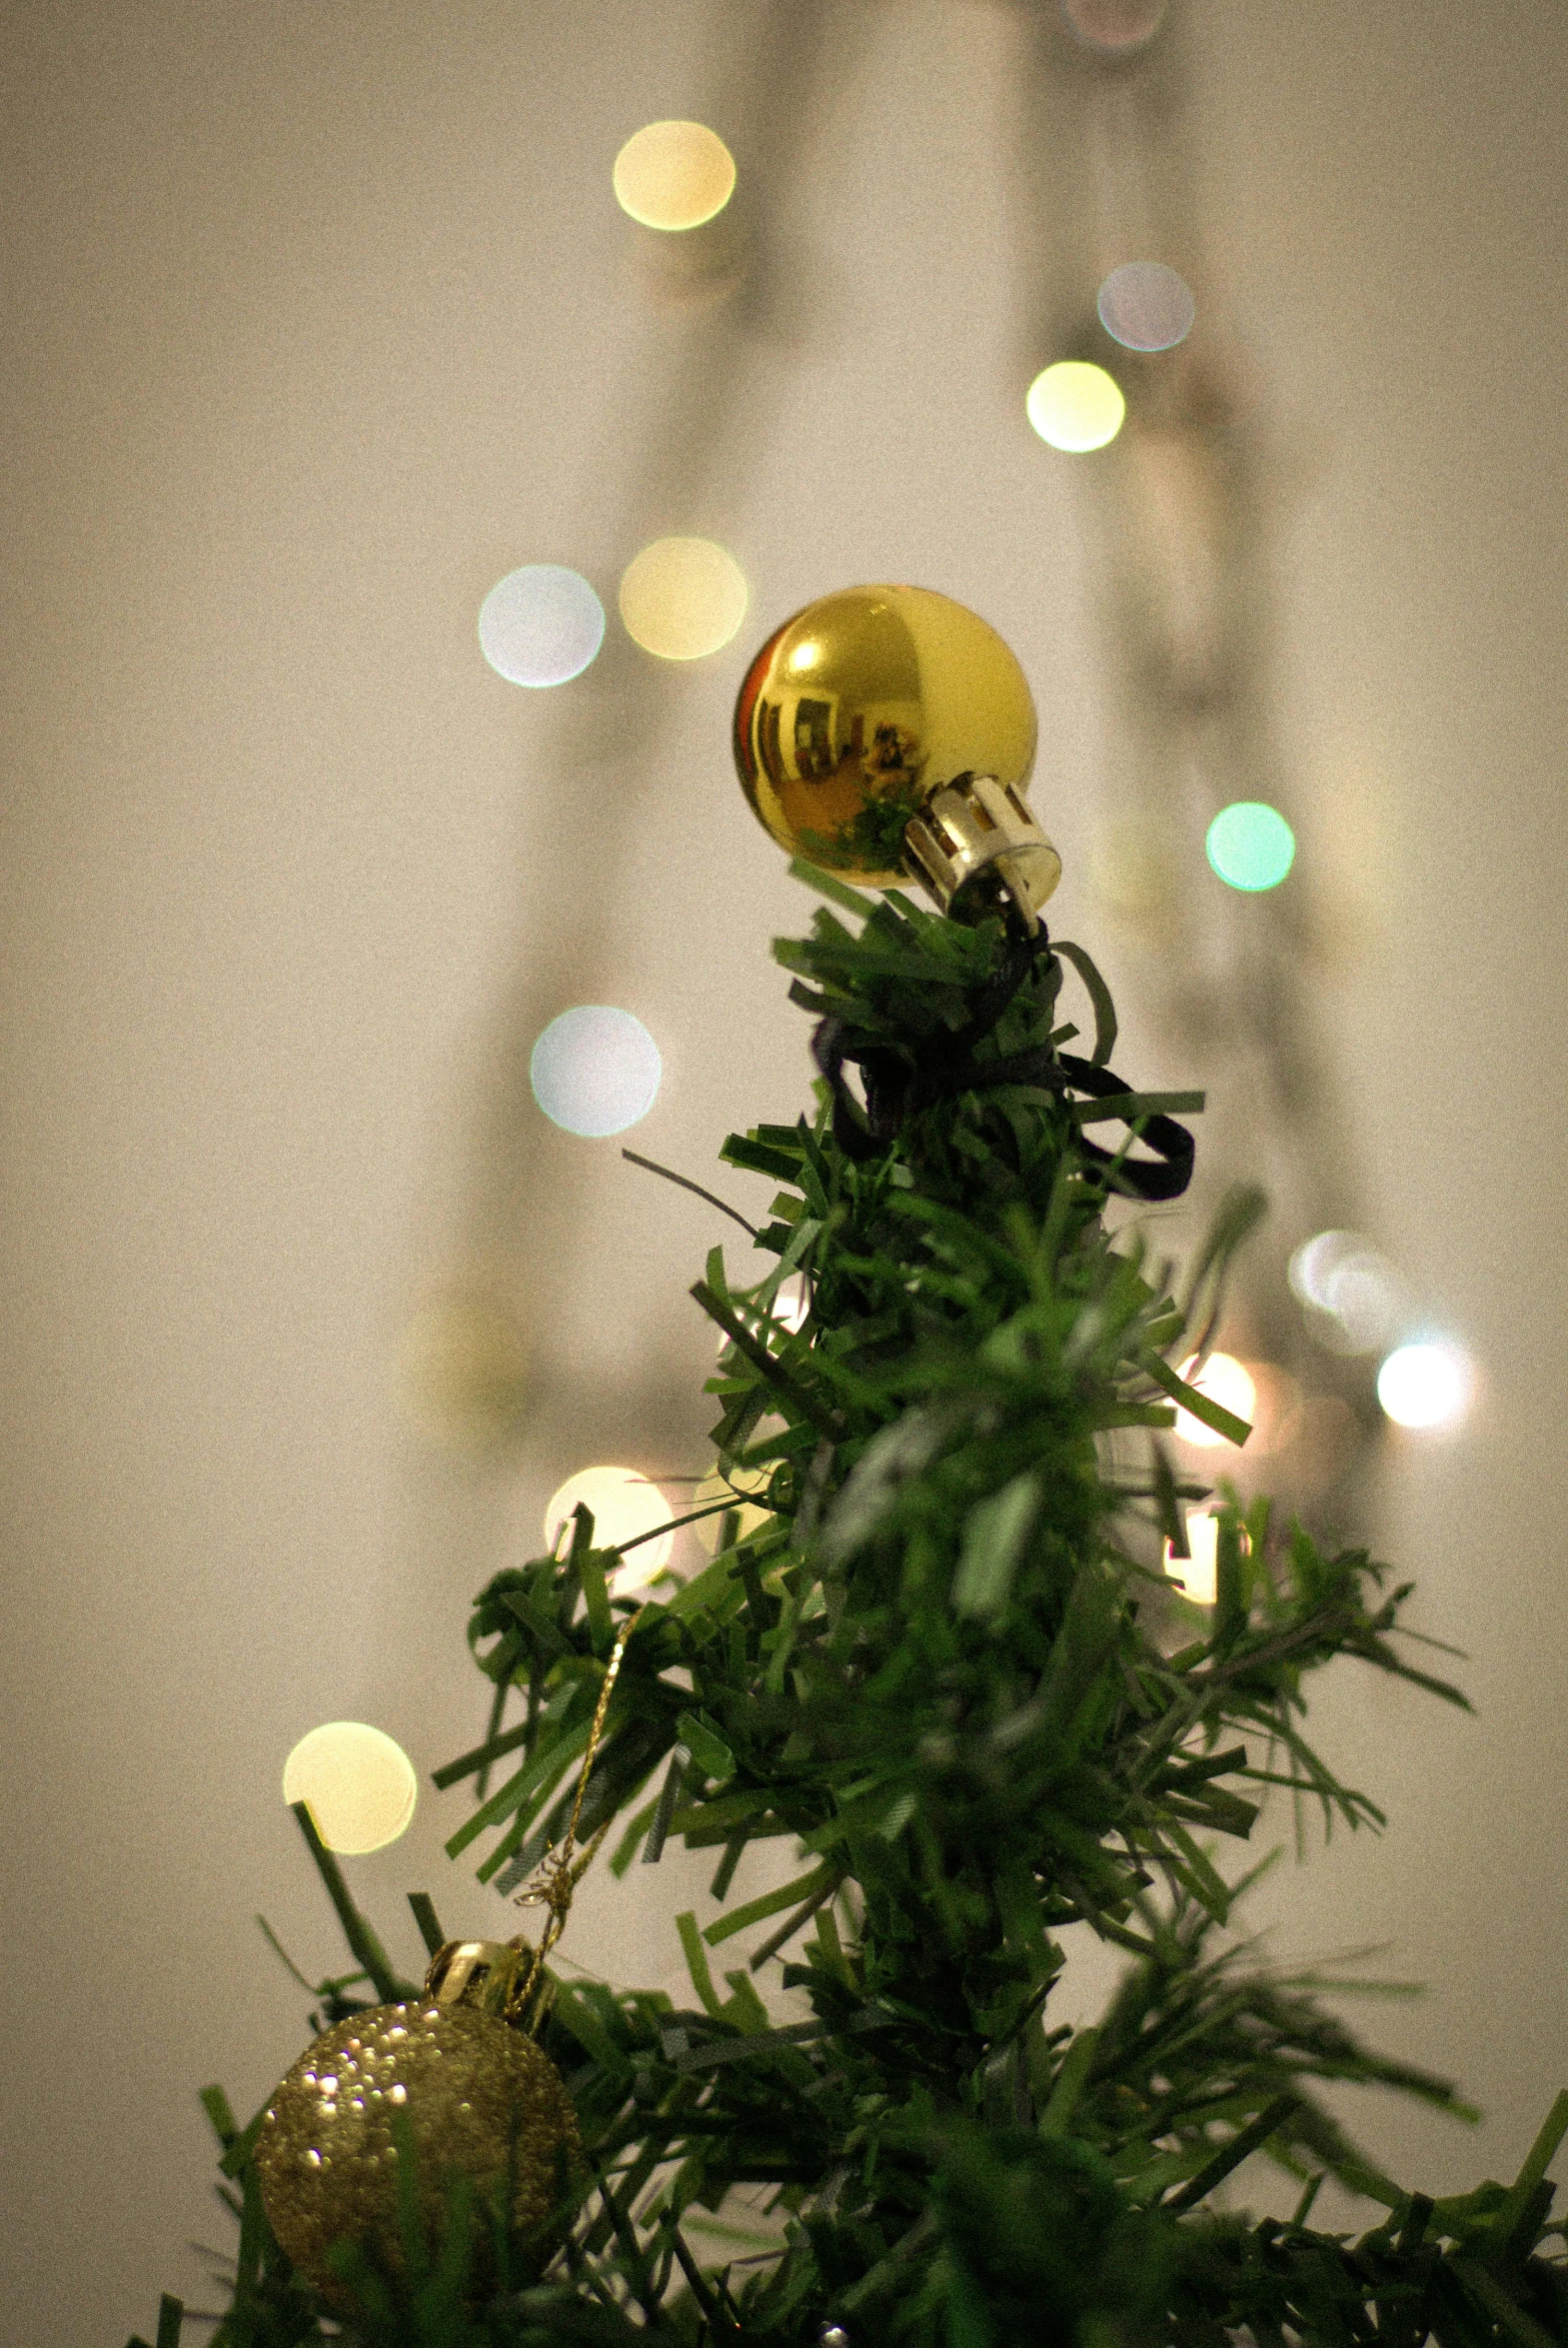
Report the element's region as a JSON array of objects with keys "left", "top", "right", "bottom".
[
  {"left": 613, "top": 121, "right": 736, "bottom": 231},
  {"left": 1376, "top": 1341, "right": 1472, "bottom": 1430},
  {"left": 1026, "top": 362, "right": 1125, "bottom": 453},
  {"left": 545, "top": 1466, "right": 675, "bottom": 1585},
  {"left": 771, "top": 1274, "right": 810, "bottom": 1335},
  {"left": 283, "top": 1722, "right": 418, "bottom": 1854},
  {"left": 717, "top": 1274, "right": 809, "bottom": 1355},
  {"left": 1174, "top": 1352, "right": 1256, "bottom": 1447},
  {"left": 619, "top": 537, "right": 748, "bottom": 661},
  {"left": 1163, "top": 1511, "right": 1219, "bottom": 1605}
]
